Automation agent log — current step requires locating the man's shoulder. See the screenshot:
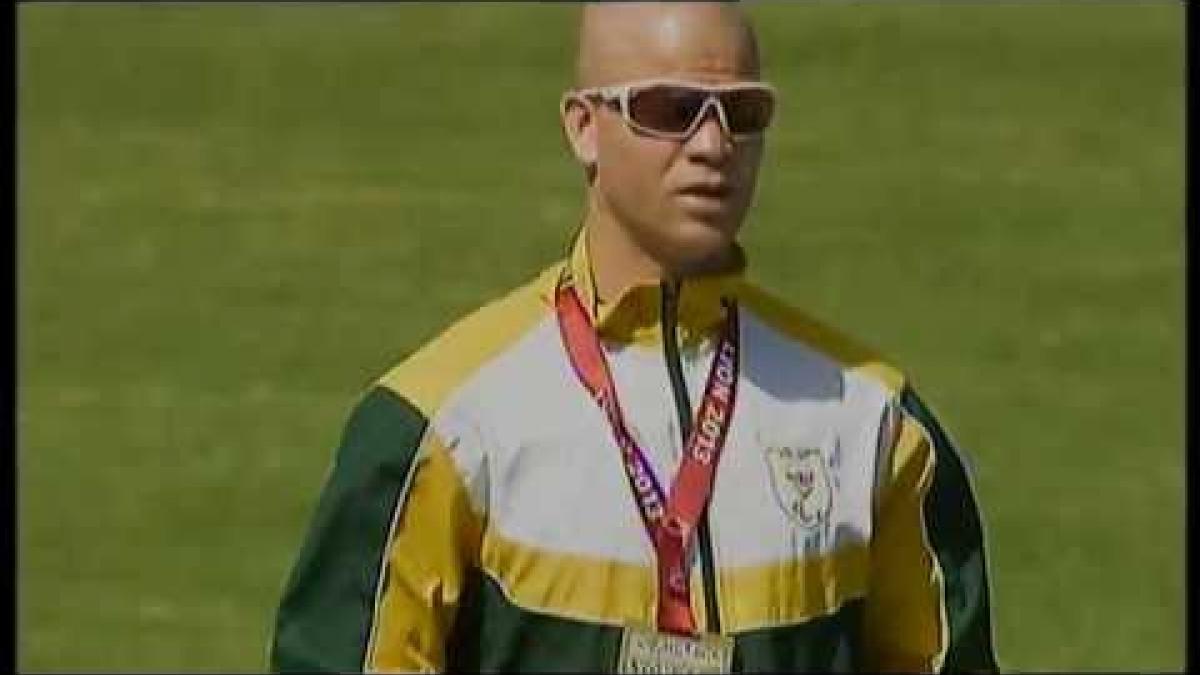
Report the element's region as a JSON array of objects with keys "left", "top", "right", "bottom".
[
  {"left": 736, "top": 280, "right": 908, "bottom": 396},
  {"left": 375, "top": 260, "right": 564, "bottom": 416}
]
